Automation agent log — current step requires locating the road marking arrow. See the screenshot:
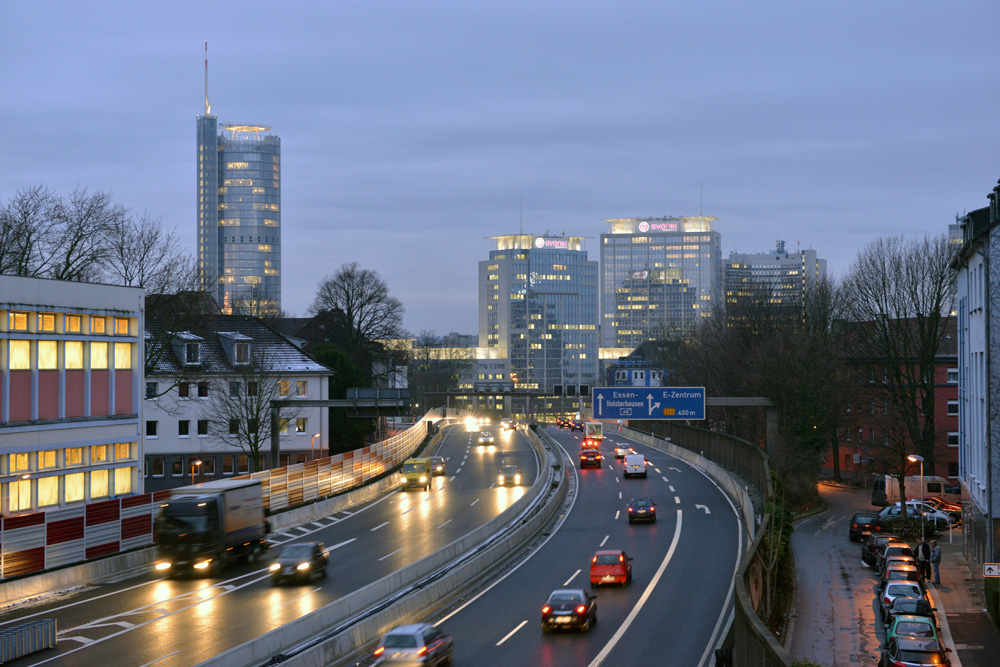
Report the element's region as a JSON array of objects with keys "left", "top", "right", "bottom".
[
  {"left": 669, "top": 467, "right": 682, "bottom": 473},
  {"left": 695, "top": 504, "right": 711, "bottom": 514}
]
